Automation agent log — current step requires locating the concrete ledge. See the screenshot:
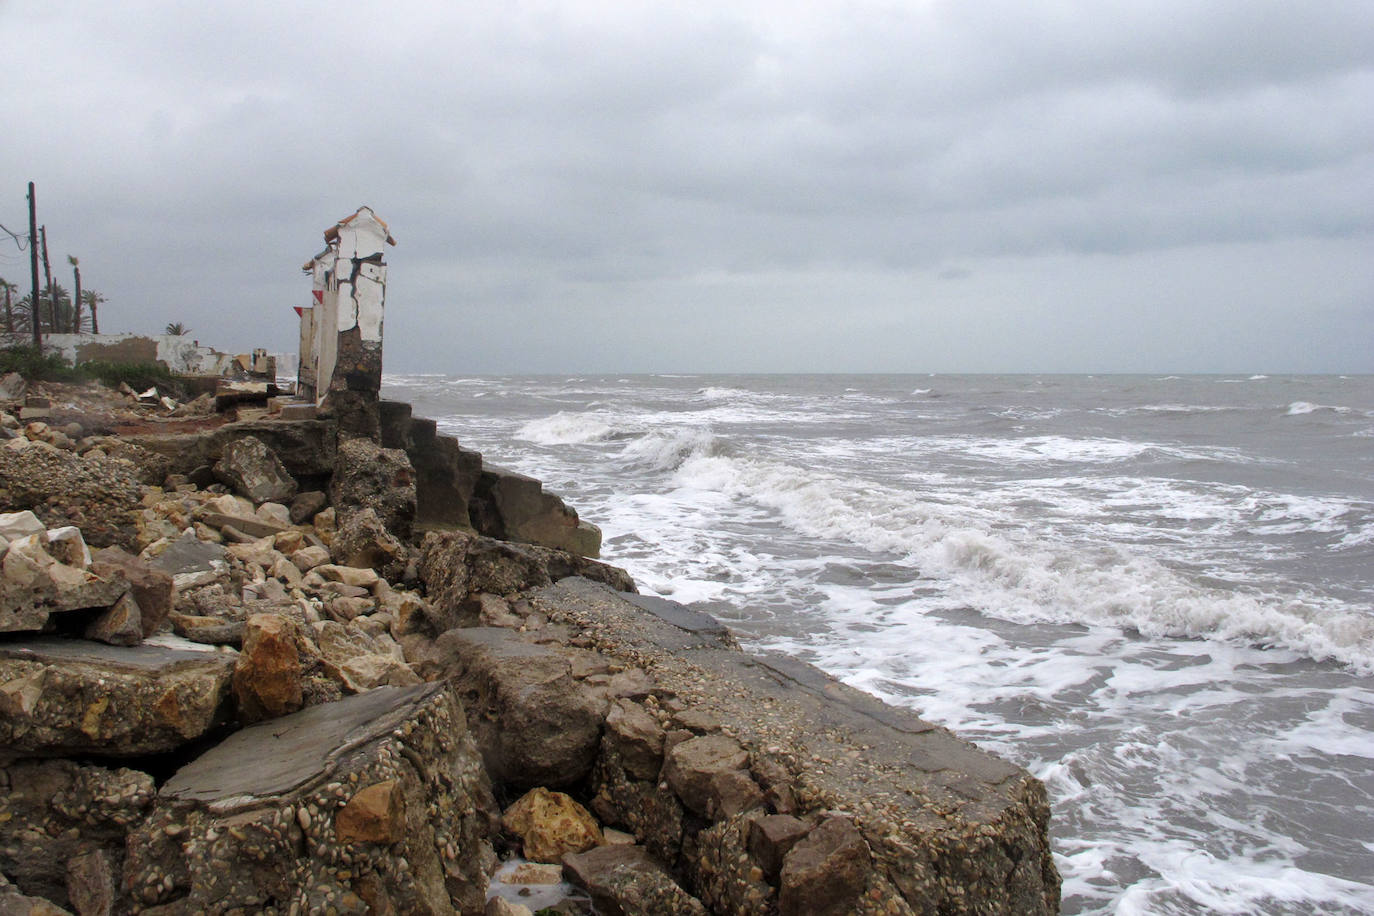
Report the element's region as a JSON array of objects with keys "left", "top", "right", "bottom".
[{"left": 527, "top": 577, "right": 1061, "bottom": 914}]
